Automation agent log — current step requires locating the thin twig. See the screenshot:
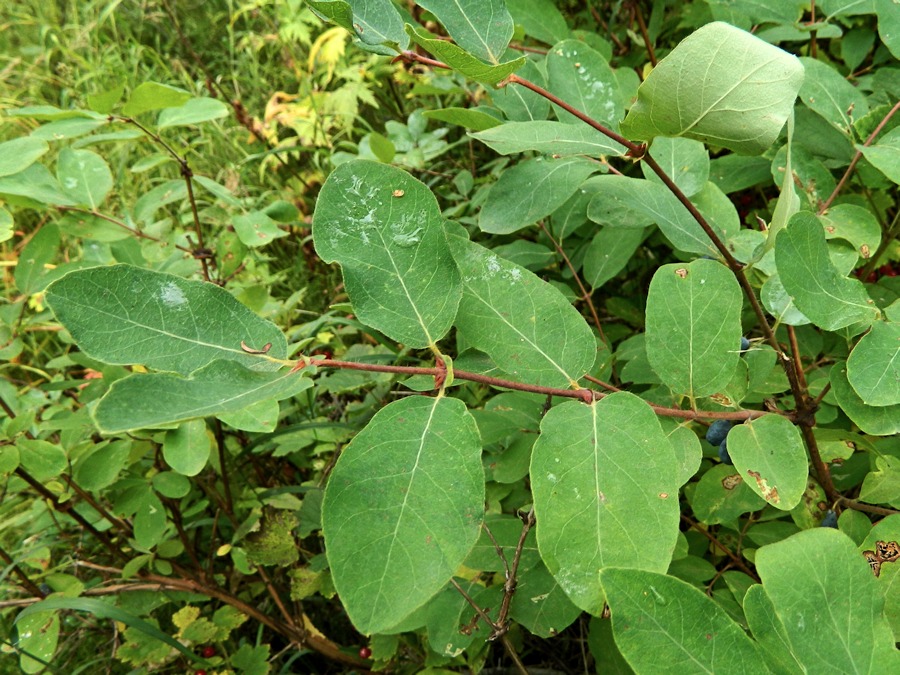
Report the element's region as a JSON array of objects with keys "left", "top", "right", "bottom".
[{"left": 632, "top": 1, "right": 657, "bottom": 66}]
